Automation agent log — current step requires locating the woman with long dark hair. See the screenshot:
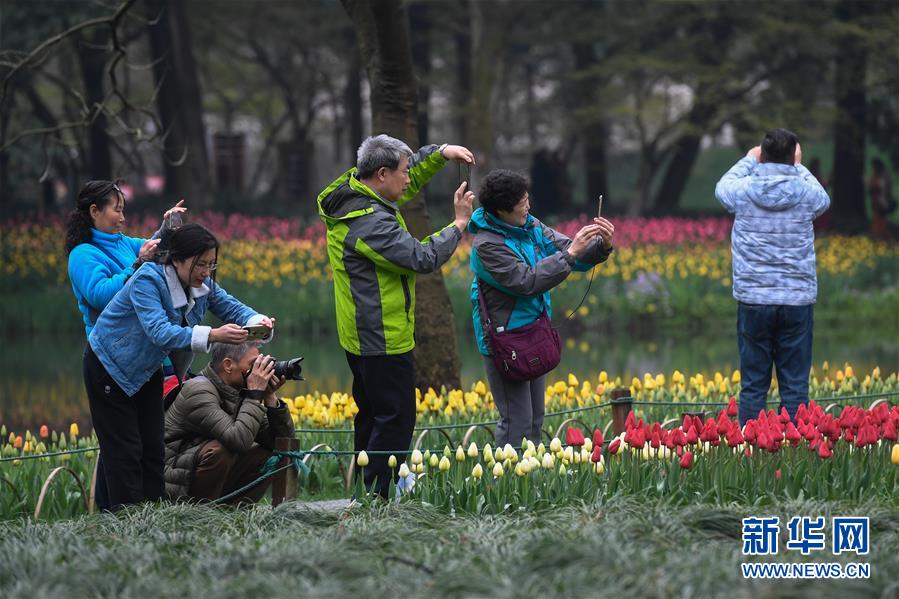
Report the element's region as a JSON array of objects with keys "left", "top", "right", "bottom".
[
  {"left": 84, "top": 223, "right": 274, "bottom": 510},
  {"left": 65, "top": 180, "right": 185, "bottom": 335}
]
